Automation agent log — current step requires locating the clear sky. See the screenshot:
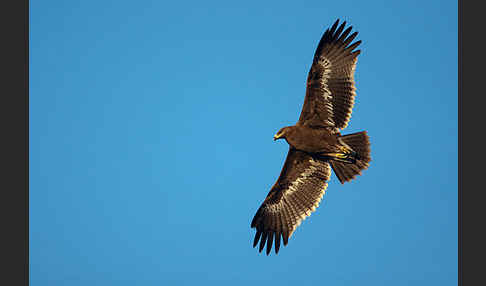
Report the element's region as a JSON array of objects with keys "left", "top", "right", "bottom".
[{"left": 30, "top": 0, "right": 457, "bottom": 285}]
